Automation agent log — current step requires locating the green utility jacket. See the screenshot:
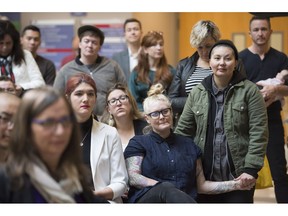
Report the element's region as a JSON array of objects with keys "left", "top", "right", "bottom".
[{"left": 175, "top": 73, "right": 268, "bottom": 179}]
